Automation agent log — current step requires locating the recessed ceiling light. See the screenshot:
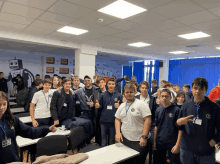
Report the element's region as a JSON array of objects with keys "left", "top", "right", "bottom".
[
  {"left": 169, "top": 51, "right": 188, "bottom": 54},
  {"left": 128, "top": 42, "right": 151, "bottom": 47},
  {"left": 216, "top": 47, "right": 220, "bottom": 50},
  {"left": 57, "top": 26, "right": 88, "bottom": 35},
  {"left": 208, "top": 56, "right": 220, "bottom": 58},
  {"left": 98, "top": 0, "right": 147, "bottom": 19},
  {"left": 178, "top": 32, "right": 210, "bottom": 40}
]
